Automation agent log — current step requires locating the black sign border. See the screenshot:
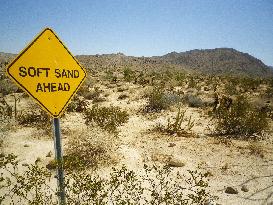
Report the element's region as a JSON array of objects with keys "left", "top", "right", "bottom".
[{"left": 6, "top": 28, "right": 87, "bottom": 117}]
